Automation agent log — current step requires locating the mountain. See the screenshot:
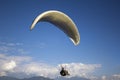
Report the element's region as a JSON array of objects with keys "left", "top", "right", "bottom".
[
  {"left": 0, "top": 76, "right": 53, "bottom": 80},
  {"left": 0, "top": 76, "right": 19, "bottom": 80},
  {"left": 0, "top": 76, "right": 90, "bottom": 80},
  {"left": 24, "top": 77, "right": 53, "bottom": 80},
  {"left": 55, "top": 77, "right": 91, "bottom": 80}
]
